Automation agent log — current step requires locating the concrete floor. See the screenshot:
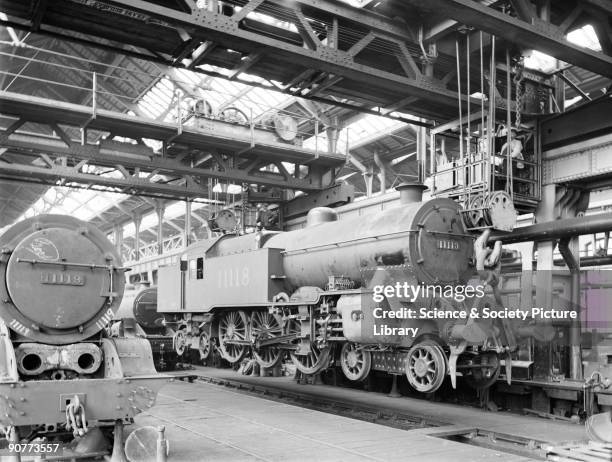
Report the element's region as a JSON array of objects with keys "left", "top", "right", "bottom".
[
  {"left": 187, "top": 366, "right": 586, "bottom": 445},
  {"left": 134, "top": 377, "right": 554, "bottom": 461}
]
